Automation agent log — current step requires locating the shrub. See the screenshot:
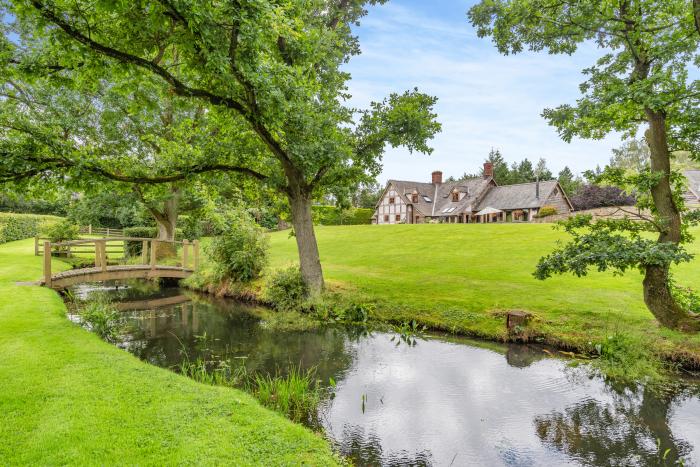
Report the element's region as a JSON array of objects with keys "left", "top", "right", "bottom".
[
  {"left": 536, "top": 206, "right": 558, "bottom": 218},
  {"left": 0, "top": 212, "right": 62, "bottom": 244},
  {"left": 178, "top": 215, "right": 203, "bottom": 240},
  {"left": 669, "top": 275, "right": 700, "bottom": 314},
  {"left": 570, "top": 184, "right": 637, "bottom": 210},
  {"left": 43, "top": 219, "right": 80, "bottom": 243},
  {"left": 208, "top": 212, "right": 269, "bottom": 282},
  {"left": 265, "top": 266, "right": 308, "bottom": 312},
  {"left": 312, "top": 205, "right": 373, "bottom": 225}
]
